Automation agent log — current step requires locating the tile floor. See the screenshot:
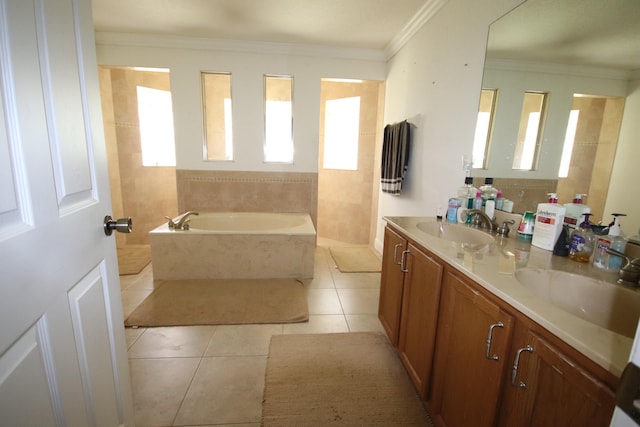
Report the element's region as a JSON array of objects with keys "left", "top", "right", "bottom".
[{"left": 119, "top": 242, "right": 384, "bottom": 426}]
